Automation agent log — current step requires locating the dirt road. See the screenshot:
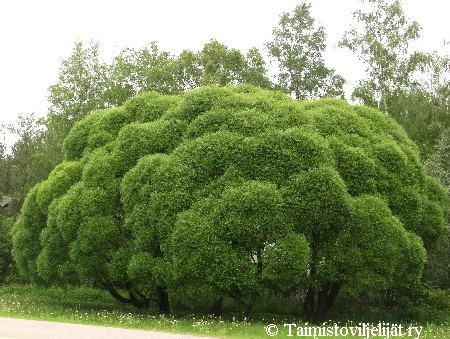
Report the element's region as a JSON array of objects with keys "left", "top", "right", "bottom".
[{"left": 0, "top": 317, "right": 219, "bottom": 339}]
